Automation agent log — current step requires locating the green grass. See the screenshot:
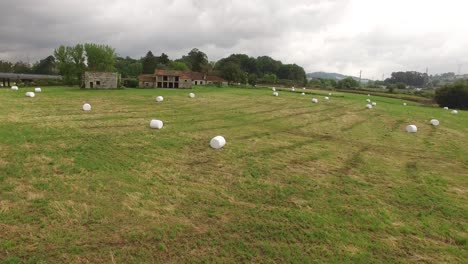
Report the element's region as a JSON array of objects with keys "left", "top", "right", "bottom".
[{"left": 0, "top": 86, "right": 467, "bottom": 263}]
